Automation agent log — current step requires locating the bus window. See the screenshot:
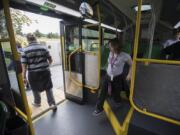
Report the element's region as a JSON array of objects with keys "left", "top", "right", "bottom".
[
  {"left": 82, "top": 28, "right": 99, "bottom": 51},
  {"left": 65, "top": 25, "right": 79, "bottom": 52}
]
